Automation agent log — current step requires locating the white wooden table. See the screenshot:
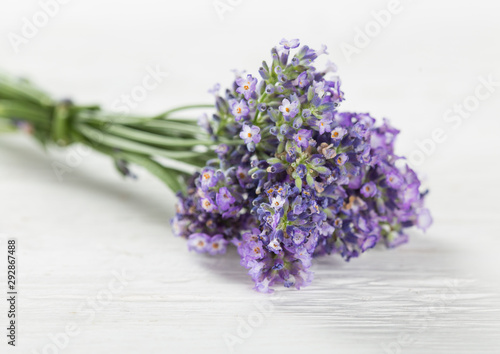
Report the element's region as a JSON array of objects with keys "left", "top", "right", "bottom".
[{"left": 1, "top": 0, "right": 500, "bottom": 353}]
